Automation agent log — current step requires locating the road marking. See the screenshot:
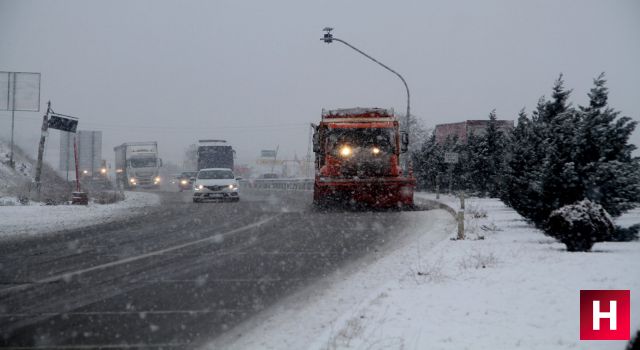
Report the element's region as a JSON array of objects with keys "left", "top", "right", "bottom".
[{"left": 0, "top": 214, "right": 280, "bottom": 294}]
